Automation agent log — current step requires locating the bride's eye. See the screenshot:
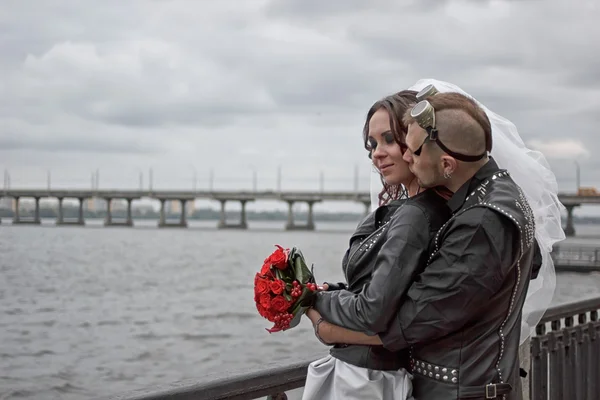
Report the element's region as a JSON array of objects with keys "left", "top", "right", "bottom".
[
  {"left": 383, "top": 132, "right": 395, "bottom": 144},
  {"left": 368, "top": 138, "right": 377, "bottom": 151}
]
